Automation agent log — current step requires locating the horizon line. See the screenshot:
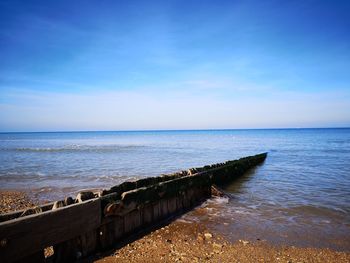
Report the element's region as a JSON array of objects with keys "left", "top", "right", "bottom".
[{"left": 1, "top": 126, "right": 349, "bottom": 134}]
